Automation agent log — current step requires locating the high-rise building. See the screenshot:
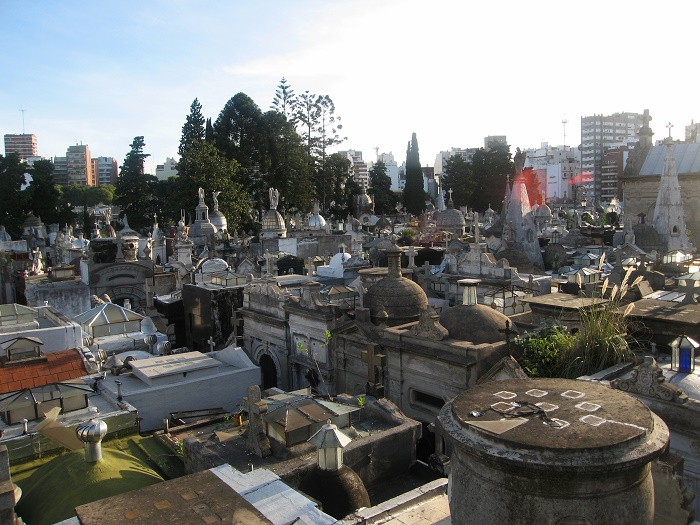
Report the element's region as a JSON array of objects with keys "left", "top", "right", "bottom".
[
  {"left": 375, "top": 152, "right": 402, "bottom": 192},
  {"left": 580, "top": 112, "right": 644, "bottom": 203},
  {"left": 4, "top": 134, "right": 37, "bottom": 159},
  {"left": 52, "top": 157, "right": 68, "bottom": 185},
  {"left": 345, "top": 150, "right": 369, "bottom": 191},
  {"left": 94, "top": 157, "right": 118, "bottom": 185},
  {"left": 600, "top": 146, "right": 629, "bottom": 204},
  {"left": 65, "top": 144, "right": 93, "bottom": 186}
]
